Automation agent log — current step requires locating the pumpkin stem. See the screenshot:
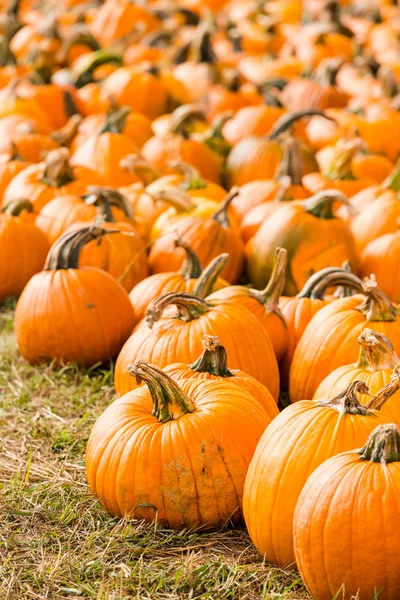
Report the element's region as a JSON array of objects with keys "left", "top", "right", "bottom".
[
  {"left": 359, "top": 424, "right": 400, "bottom": 464},
  {"left": 190, "top": 335, "right": 234, "bottom": 377},
  {"left": 120, "top": 154, "right": 161, "bottom": 186},
  {"left": 356, "top": 329, "right": 399, "bottom": 371},
  {"left": 317, "top": 381, "right": 374, "bottom": 415},
  {"left": 61, "top": 27, "right": 100, "bottom": 59},
  {"left": 357, "top": 276, "right": 399, "bottom": 322},
  {"left": 169, "top": 105, "right": 206, "bottom": 138},
  {"left": 41, "top": 148, "right": 74, "bottom": 187},
  {"left": 366, "top": 365, "right": 400, "bottom": 411},
  {"left": 146, "top": 292, "right": 209, "bottom": 328},
  {"left": 127, "top": 361, "right": 195, "bottom": 422},
  {"left": 332, "top": 260, "right": 354, "bottom": 298},
  {"left": 325, "top": 139, "right": 362, "bottom": 180},
  {"left": 381, "top": 159, "right": 400, "bottom": 192},
  {"left": 167, "top": 161, "right": 207, "bottom": 191},
  {"left": 44, "top": 225, "right": 117, "bottom": 270},
  {"left": 269, "top": 109, "right": 336, "bottom": 140},
  {"left": 99, "top": 106, "right": 131, "bottom": 134},
  {"left": 84, "top": 186, "right": 133, "bottom": 221},
  {"left": 212, "top": 188, "right": 239, "bottom": 227},
  {"left": 192, "top": 253, "right": 228, "bottom": 298},
  {"left": 2, "top": 199, "right": 33, "bottom": 216},
  {"left": 173, "top": 27, "right": 217, "bottom": 65},
  {"left": 147, "top": 187, "right": 195, "bottom": 212},
  {"left": 302, "top": 269, "right": 364, "bottom": 299},
  {"left": 72, "top": 49, "right": 123, "bottom": 88},
  {"left": 204, "top": 113, "right": 233, "bottom": 160},
  {"left": 0, "top": 34, "right": 16, "bottom": 67},
  {"left": 175, "top": 239, "right": 203, "bottom": 280},
  {"left": 51, "top": 114, "right": 83, "bottom": 146},
  {"left": 249, "top": 247, "right": 287, "bottom": 323},
  {"left": 275, "top": 137, "right": 304, "bottom": 185},
  {"left": 304, "top": 189, "right": 349, "bottom": 219}
]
